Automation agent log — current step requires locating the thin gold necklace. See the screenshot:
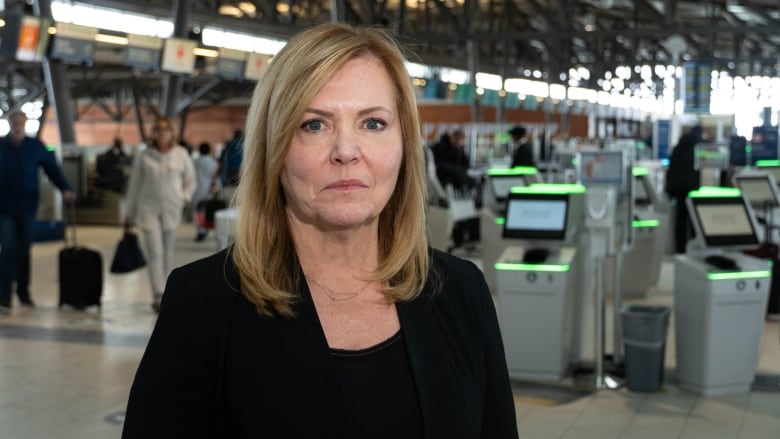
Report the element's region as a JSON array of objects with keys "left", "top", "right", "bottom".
[{"left": 305, "top": 275, "right": 370, "bottom": 301}]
